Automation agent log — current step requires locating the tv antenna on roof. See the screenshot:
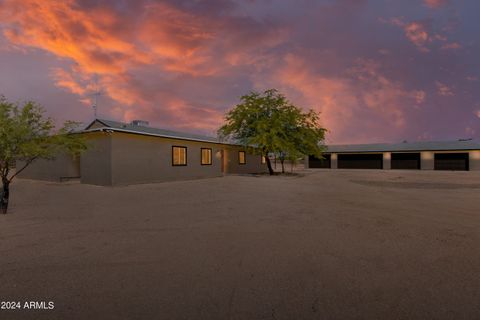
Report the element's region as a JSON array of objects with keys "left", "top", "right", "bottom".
[{"left": 88, "top": 74, "right": 103, "bottom": 119}]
